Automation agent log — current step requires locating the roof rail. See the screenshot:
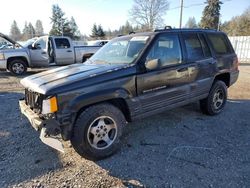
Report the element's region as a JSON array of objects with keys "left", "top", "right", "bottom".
[{"left": 154, "top": 26, "right": 172, "bottom": 32}]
